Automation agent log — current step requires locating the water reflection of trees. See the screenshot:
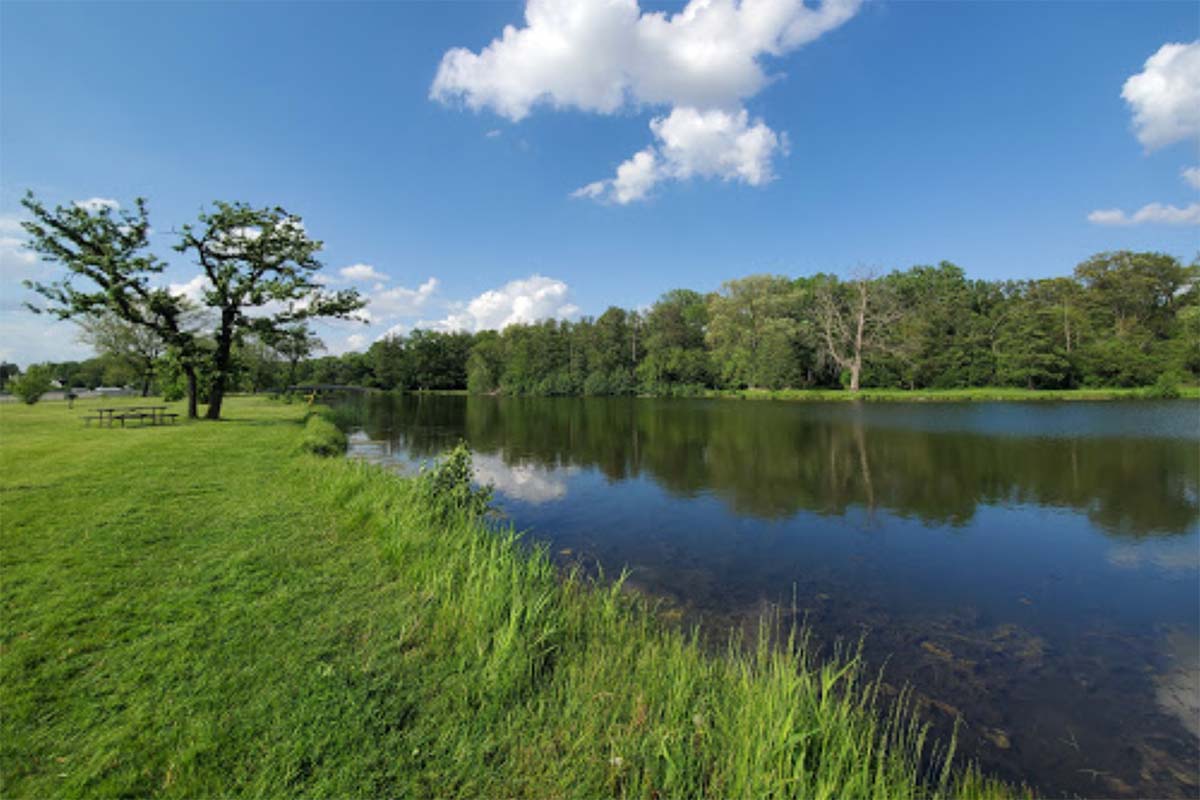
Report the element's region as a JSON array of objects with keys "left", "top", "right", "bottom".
[{"left": 355, "top": 394, "right": 1199, "bottom": 537}]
